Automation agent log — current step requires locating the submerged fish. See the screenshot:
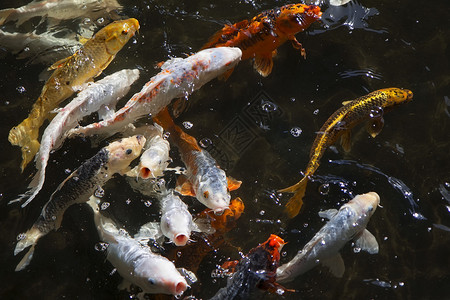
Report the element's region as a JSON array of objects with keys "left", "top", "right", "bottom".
[
  {"left": 0, "top": 0, "right": 122, "bottom": 27},
  {"left": 8, "top": 18, "right": 139, "bottom": 171},
  {"left": 11, "top": 69, "right": 140, "bottom": 208},
  {"left": 68, "top": 47, "right": 242, "bottom": 138},
  {"left": 136, "top": 188, "right": 211, "bottom": 247},
  {"left": 0, "top": 29, "right": 81, "bottom": 65},
  {"left": 153, "top": 107, "right": 241, "bottom": 214},
  {"left": 276, "top": 192, "right": 380, "bottom": 282},
  {"left": 137, "top": 124, "right": 171, "bottom": 179},
  {"left": 13, "top": 135, "right": 145, "bottom": 271},
  {"left": 201, "top": 4, "right": 322, "bottom": 77},
  {"left": 211, "top": 234, "right": 287, "bottom": 300},
  {"left": 280, "top": 88, "right": 413, "bottom": 218},
  {"left": 87, "top": 197, "right": 193, "bottom": 297}
]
